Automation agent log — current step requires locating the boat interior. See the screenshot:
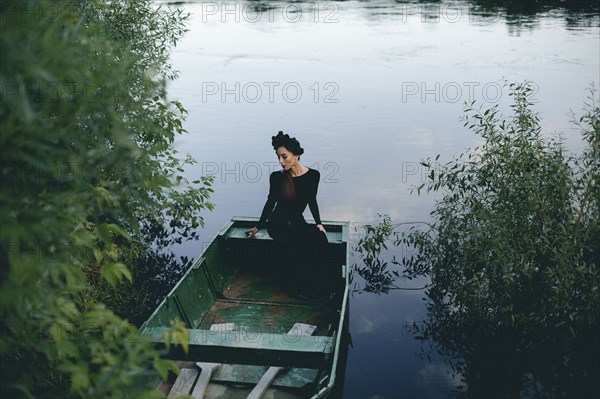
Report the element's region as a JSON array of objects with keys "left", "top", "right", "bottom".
[{"left": 140, "top": 218, "right": 349, "bottom": 398}]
